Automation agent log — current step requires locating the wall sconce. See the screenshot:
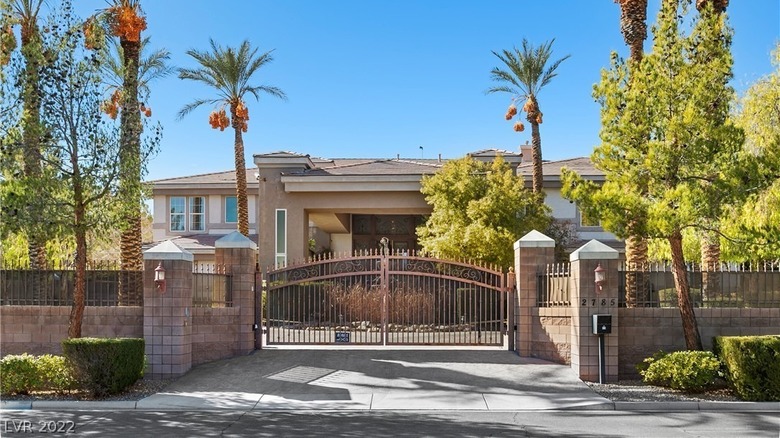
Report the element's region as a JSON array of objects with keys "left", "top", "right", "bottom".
[
  {"left": 154, "top": 262, "right": 166, "bottom": 293},
  {"left": 594, "top": 263, "right": 606, "bottom": 293}
]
